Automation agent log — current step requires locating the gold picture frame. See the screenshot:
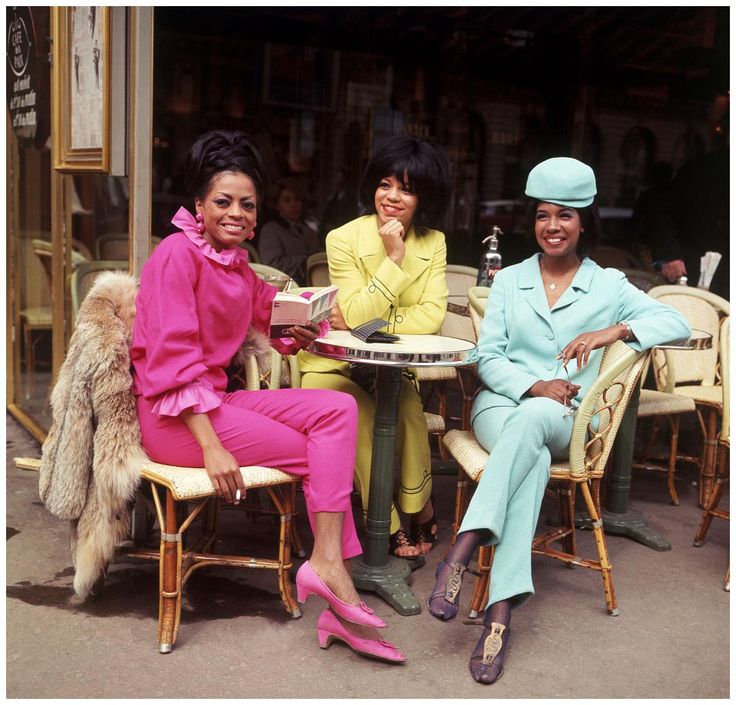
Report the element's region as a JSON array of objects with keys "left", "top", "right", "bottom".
[{"left": 52, "top": 6, "right": 110, "bottom": 172}]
